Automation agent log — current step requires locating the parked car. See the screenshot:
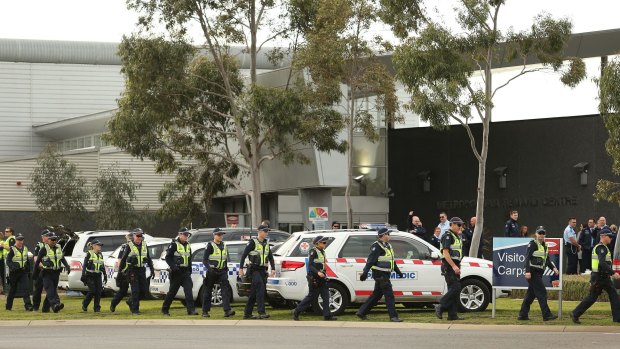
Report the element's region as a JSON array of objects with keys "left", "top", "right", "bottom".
[
  {"left": 612, "top": 234, "right": 620, "bottom": 291},
  {"left": 188, "top": 228, "right": 290, "bottom": 248},
  {"left": 59, "top": 230, "right": 154, "bottom": 292},
  {"left": 267, "top": 230, "right": 498, "bottom": 316}
]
